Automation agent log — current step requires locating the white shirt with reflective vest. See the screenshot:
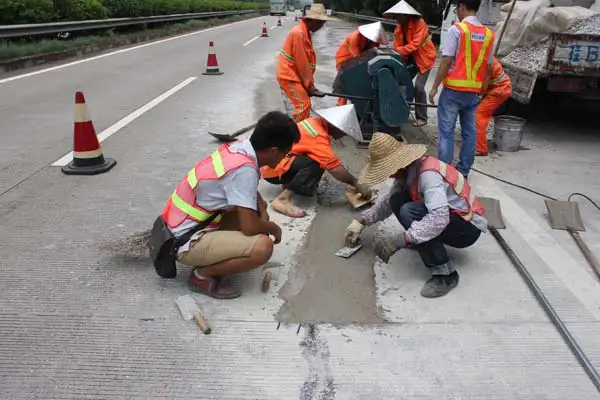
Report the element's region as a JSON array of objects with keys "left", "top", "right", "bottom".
[
  {"left": 441, "top": 16, "right": 494, "bottom": 74},
  {"left": 171, "top": 139, "right": 260, "bottom": 253}
]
